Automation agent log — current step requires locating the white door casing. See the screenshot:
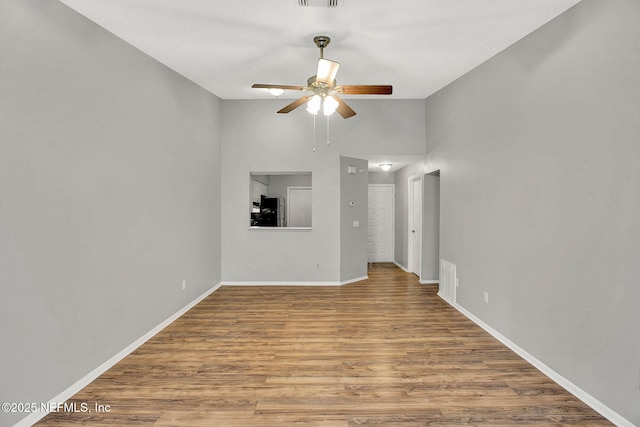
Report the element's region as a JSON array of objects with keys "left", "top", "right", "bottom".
[{"left": 408, "top": 175, "right": 422, "bottom": 277}]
